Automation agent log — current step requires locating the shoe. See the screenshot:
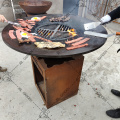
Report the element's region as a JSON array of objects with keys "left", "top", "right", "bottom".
[
  {"left": 106, "top": 108, "right": 120, "bottom": 118},
  {"left": 0, "top": 66, "right": 7, "bottom": 72},
  {"left": 111, "top": 89, "right": 120, "bottom": 97}
]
